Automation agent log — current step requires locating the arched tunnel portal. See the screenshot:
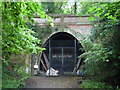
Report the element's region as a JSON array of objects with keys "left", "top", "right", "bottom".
[{"left": 39, "top": 32, "right": 84, "bottom": 75}]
